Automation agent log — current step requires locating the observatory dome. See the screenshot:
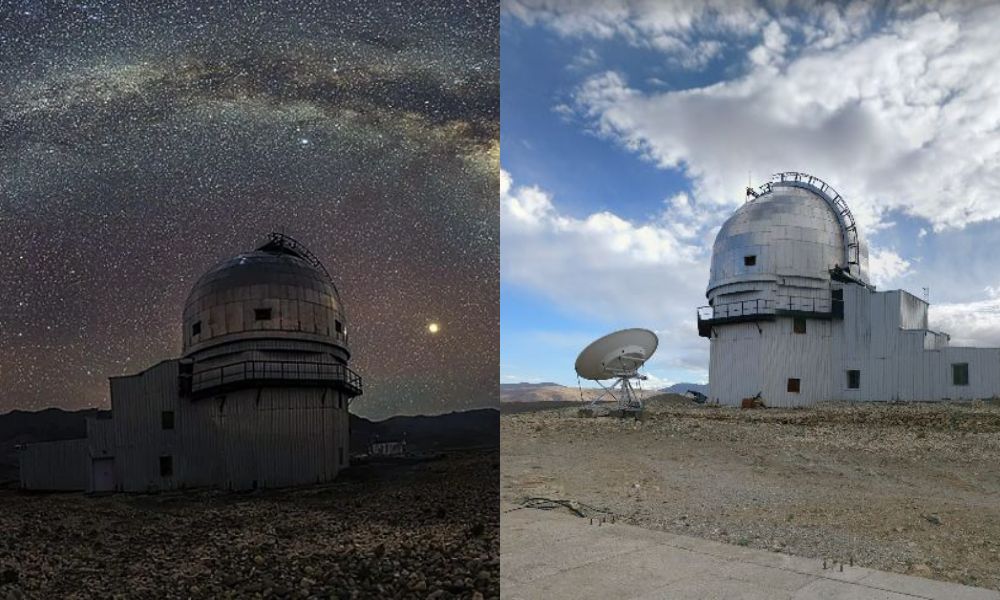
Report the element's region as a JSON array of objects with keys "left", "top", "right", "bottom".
[
  {"left": 707, "top": 173, "right": 869, "bottom": 299},
  {"left": 182, "top": 234, "right": 349, "bottom": 361}
]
